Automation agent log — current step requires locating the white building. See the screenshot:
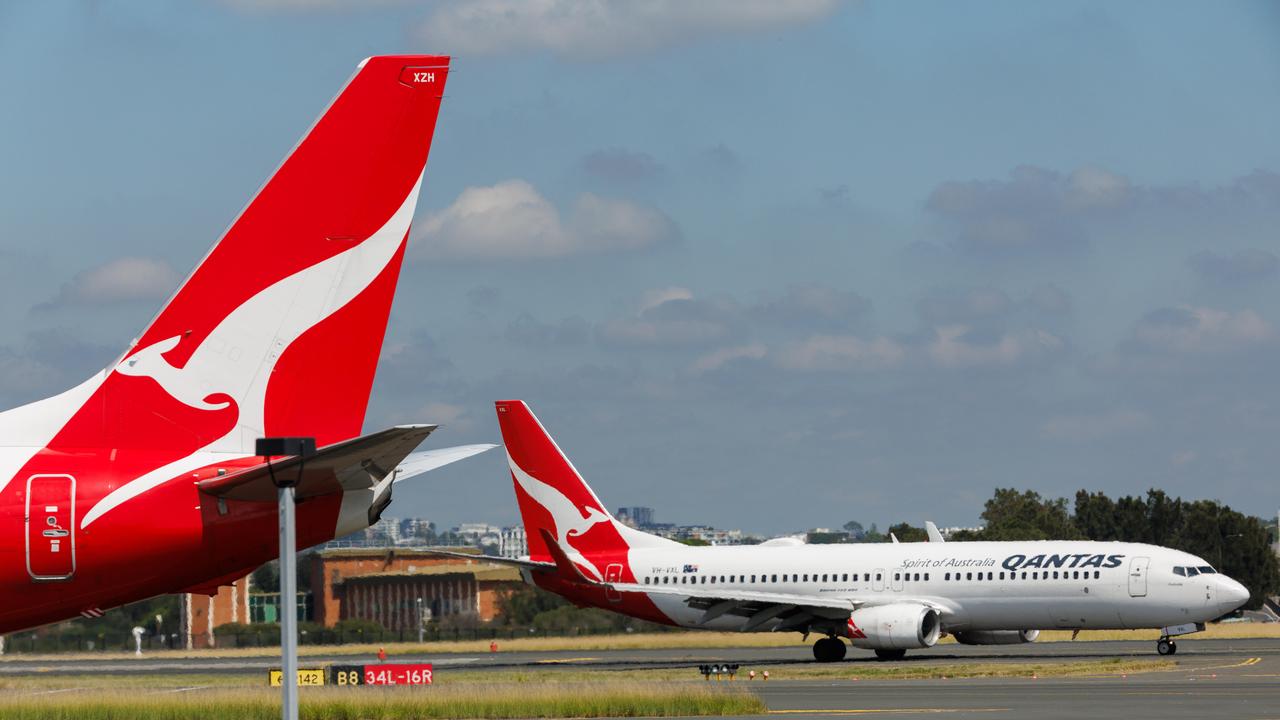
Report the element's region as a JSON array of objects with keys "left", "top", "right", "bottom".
[{"left": 500, "top": 526, "right": 528, "bottom": 559}]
